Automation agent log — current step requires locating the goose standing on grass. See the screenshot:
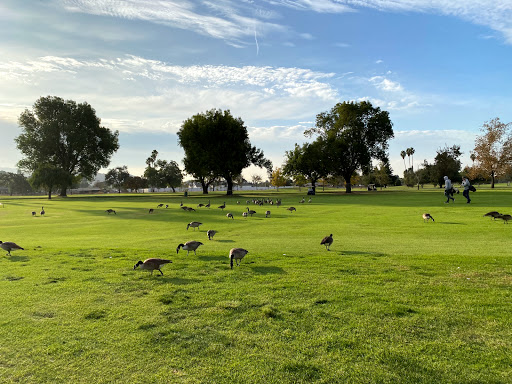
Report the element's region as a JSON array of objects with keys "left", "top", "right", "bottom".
[
  {"left": 157, "top": 204, "right": 164, "bottom": 208},
  {"left": 299, "top": 197, "right": 305, "bottom": 203},
  {"left": 287, "top": 207, "right": 296, "bottom": 212},
  {"left": 422, "top": 213, "right": 435, "bottom": 222},
  {"left": 40, "top": 206, "right": 45, "bottom": 216},
  {"left": 265, "top": 210, "right": 271, "bottom": 218},
  {"left": 308, "top": 197, "right": 312, "bottom": 203},
  {"left": 497, "top": 214, "right": 512, "bottom": 224},
  {"left": 32, "top": 211, "right": 36, "bottom": 216},
  {"left": 229, "top": 248, "right": 249, "bottom": 269},
  {"left": 133, "top": 259, "right": 172, "bottom": 276},
  {"left": 320, "top": 234, "right": 333, "bottom": 251},
  {"left": 148, "top": 208, "right": 154, "bottom": 214},
  {"left": 176, "top": 241, "right": 204, "bottom": 256},
  {"left": 207, "top": 230, "right": 217, "bottom": 240},
  {"left": 205, "top": 200, "right": 211, "bottom": 209},
  {"left": 242, "top": 212, "right": 248, "bottom": 218},
  {"left": 187, "top": 221, "right": 203, "bottom": 231},
  {"left": 218, "top": 202, "right": 226, "bottom": 211},
  {"left": 105, "top": 209, "right": 116, "bottom": 215},
  {"left": 226, "top": 213, "right": 234, "bottom": 219},
  {"left": 0, "top": 241, "right": 24, "bottom": 256},
  {"left": 246, "top": 207, "right": 256, "bottom": 217},
  {"left": 197, "top": 203, "right": 205, "bottom": 208},
  {"left": 483, "top": 211, "right": 501, "bottom": 220}
]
